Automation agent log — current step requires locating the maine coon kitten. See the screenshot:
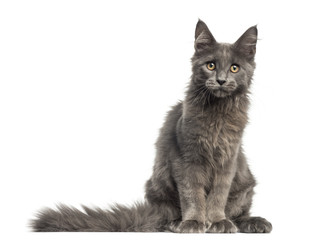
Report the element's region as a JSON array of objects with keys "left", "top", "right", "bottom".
[{"left": 31, "top": 20, "right": 272, "bottom": 233}]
